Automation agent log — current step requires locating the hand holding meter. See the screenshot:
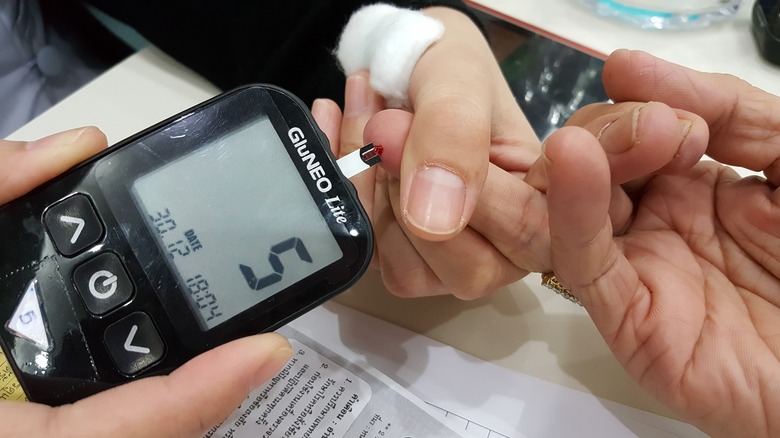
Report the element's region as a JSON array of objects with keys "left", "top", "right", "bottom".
[{"left": 0, "top": 85, "right": 379, "bottom": 405}]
